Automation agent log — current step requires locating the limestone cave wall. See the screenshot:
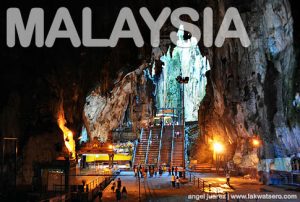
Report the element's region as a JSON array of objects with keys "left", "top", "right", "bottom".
[
  {"left": 0, "top": 0, "right": 300, "bottom": 186},
  {"left": 194, "top": 0, "right": 300, "bottom": 172}
]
